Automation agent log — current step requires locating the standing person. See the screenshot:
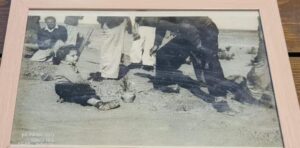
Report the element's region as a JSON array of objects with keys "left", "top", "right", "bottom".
[
  {"left": 247, "top": 17, "right": 275, "bottom": 108},
  {"left": 77, "top": 17, "right": 132, "bottom": 80},
  {"left": 130, "top": 17, "right": 159, "bottom": 70},
  {"left": 97, "top": 17, "right": 132, "bottom": 79},
  {"left": 25, "top": 16, "right": 41, "bottom": 44},
  {"left": 26, "top": 16, "right": 68, "bottom": 62},
  {"left": 23, "top": 16, "right": 41, "bottom": 58},
  {"left": 152, "top": 17, "right": 224, "bottom": 96},
  {"left": 151, "top": 17, "right": 257, "bottom": 111},
  {"left": 63, "top": 16, "right": 84, "bottom": 49}
]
